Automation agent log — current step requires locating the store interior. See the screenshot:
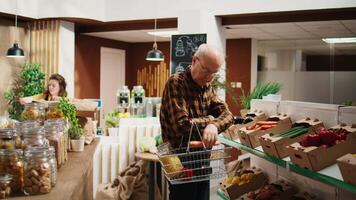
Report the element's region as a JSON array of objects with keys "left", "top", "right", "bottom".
[{"left": 0, "top": 1, "right": 356, "bottom": 200}]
